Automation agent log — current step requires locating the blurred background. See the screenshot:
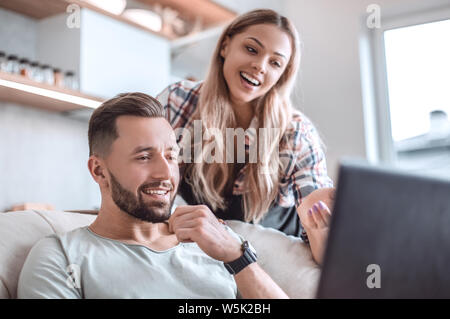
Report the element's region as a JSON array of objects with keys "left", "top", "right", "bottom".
[{"left": 0, "top": 0, "right": 449, "bottom": 211}]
